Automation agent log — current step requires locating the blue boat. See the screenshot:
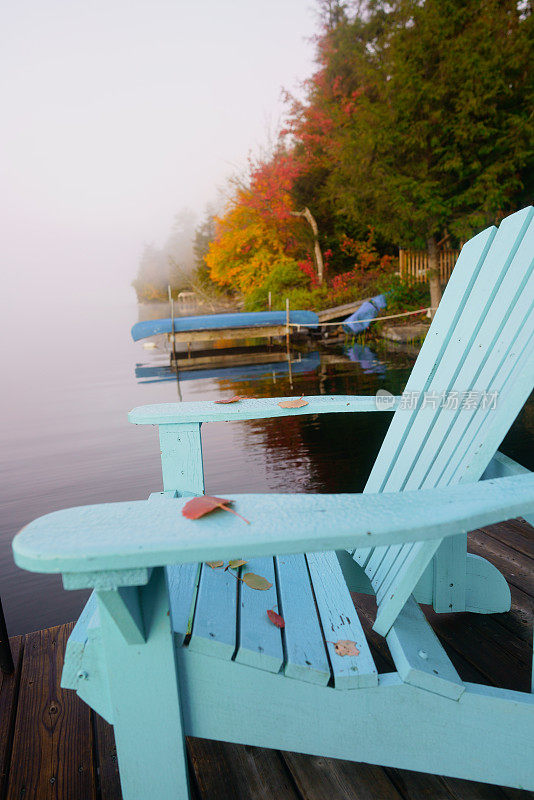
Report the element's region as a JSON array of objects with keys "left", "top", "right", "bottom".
[{"left": 131, "top": 310, "right": 320, "bottom": 342}]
